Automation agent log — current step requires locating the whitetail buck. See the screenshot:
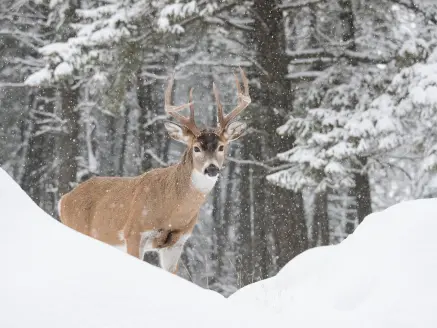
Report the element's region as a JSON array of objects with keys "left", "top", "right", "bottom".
[{"left": 59, "top": 68, "right": 251, "bottom": 273}]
